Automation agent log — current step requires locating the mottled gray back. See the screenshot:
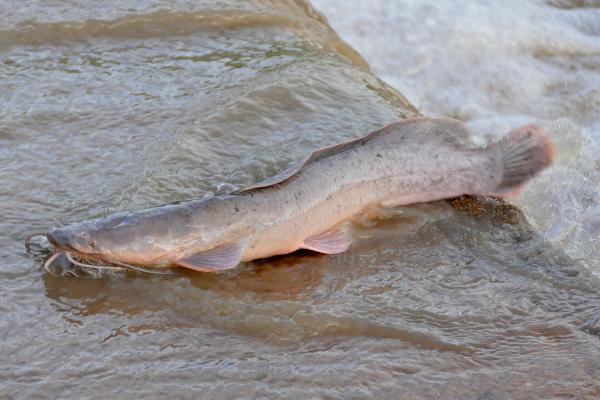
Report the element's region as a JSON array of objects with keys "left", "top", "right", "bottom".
[{"left": 237, "top": 117, "right": 474, "bottom": 193}]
